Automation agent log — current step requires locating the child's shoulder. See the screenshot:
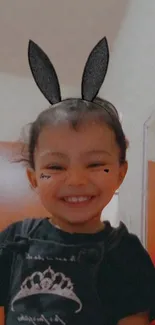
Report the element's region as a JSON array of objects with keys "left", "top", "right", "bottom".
[
  {"left": 0, "top": 217, "right": 43, "bottom": 243},
  {"left": 108, "top": 221, "right": 154, "bottom": 273},
  {"left": 0, "top": 220, "right": 22, "bottom": 243},
  {"left": 102, "top": 222, "right": 155, "bottom": 322}
]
